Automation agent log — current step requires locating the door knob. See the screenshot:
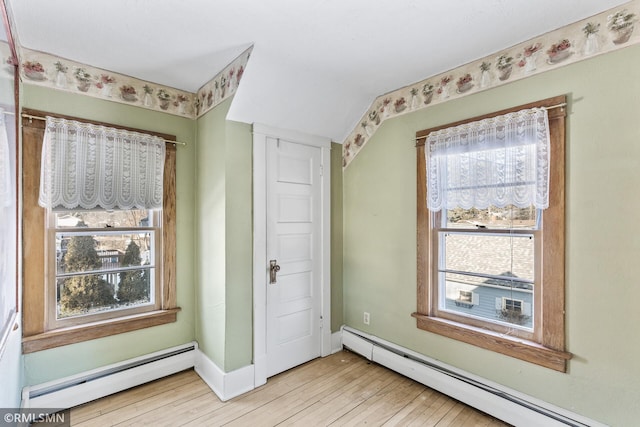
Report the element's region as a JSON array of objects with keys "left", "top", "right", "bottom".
[{"left": 269, "top": 260, "right": 281, "bottom": 284}]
